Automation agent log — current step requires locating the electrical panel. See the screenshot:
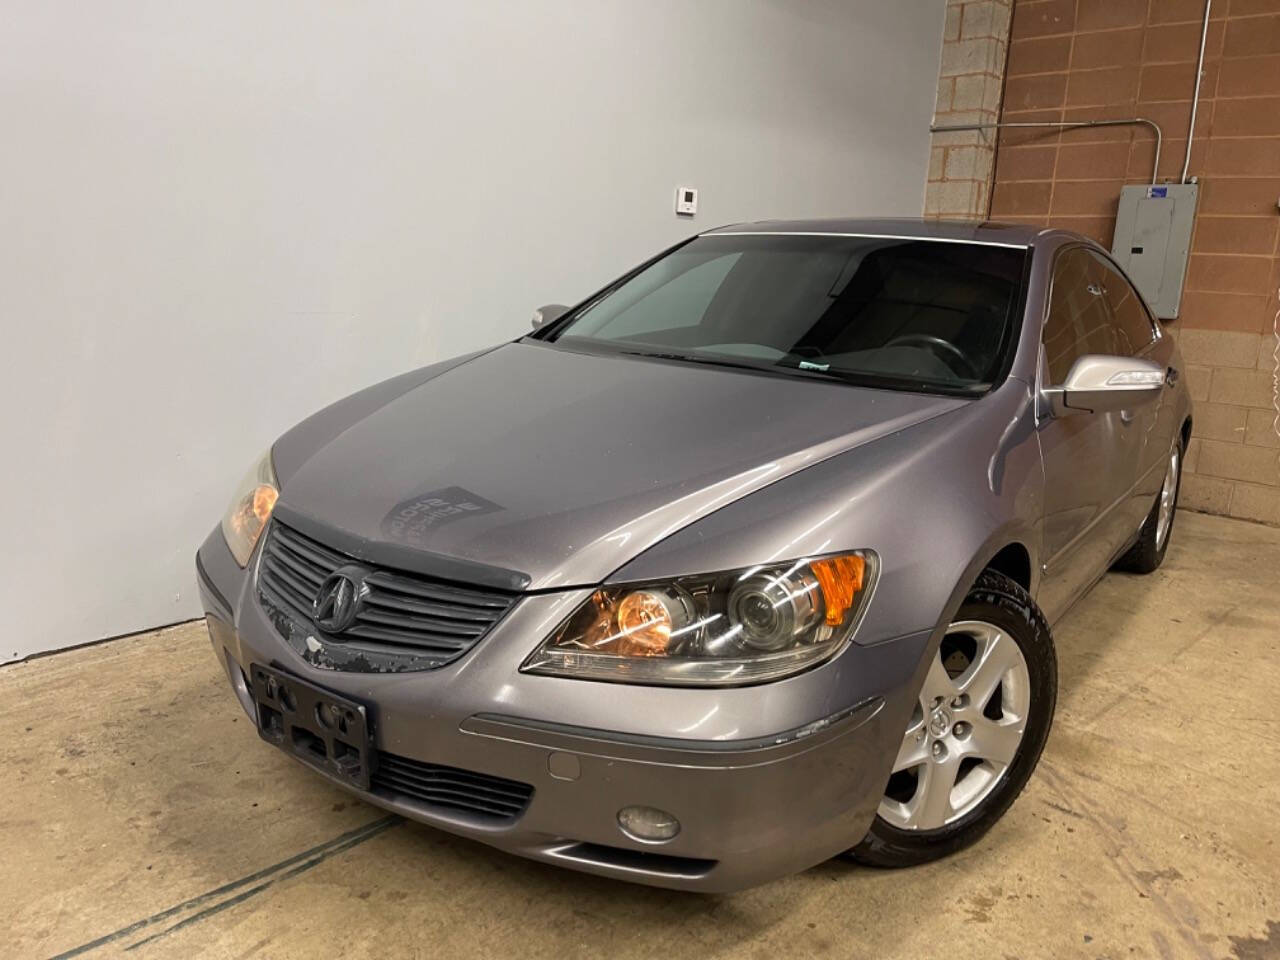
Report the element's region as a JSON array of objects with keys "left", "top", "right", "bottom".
[{"left": 1110, "top": 183, "right": 1198, "bottom": 319}]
